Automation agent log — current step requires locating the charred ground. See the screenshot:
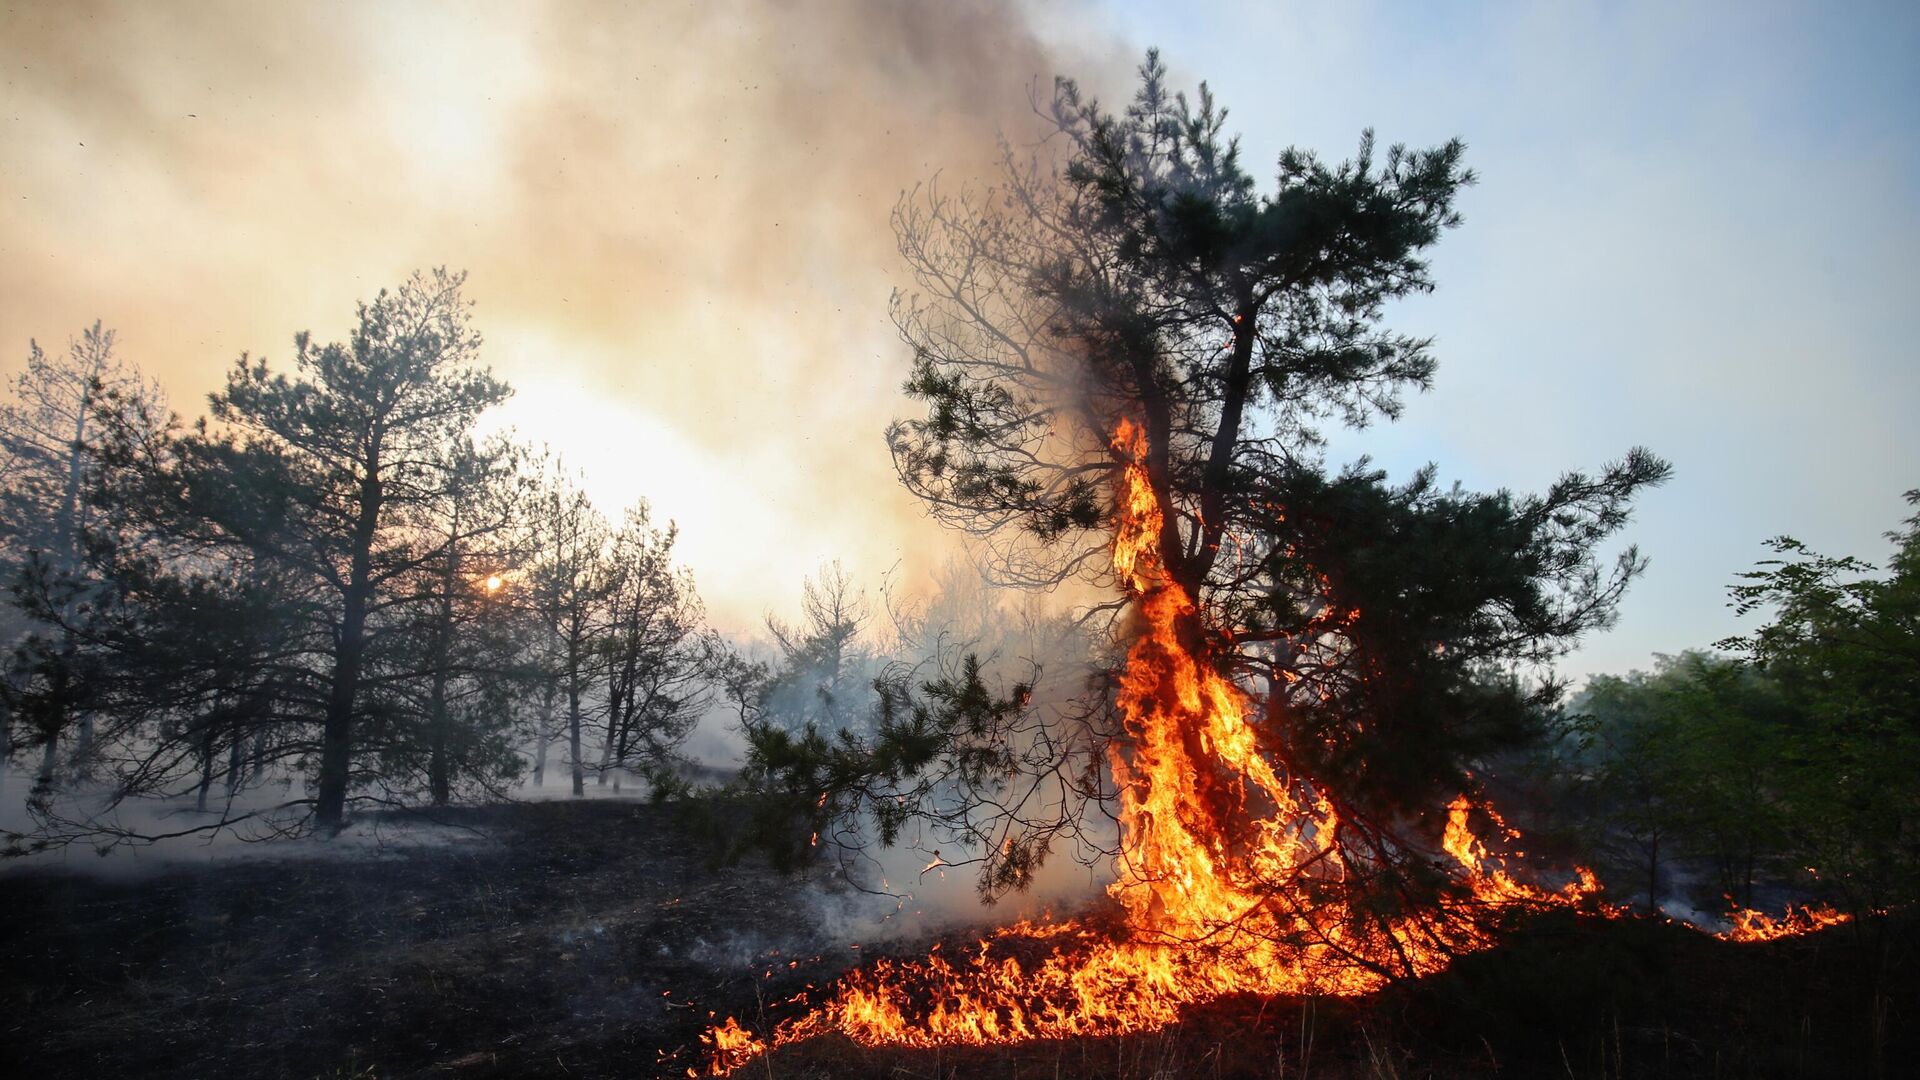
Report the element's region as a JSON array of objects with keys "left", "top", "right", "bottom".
[
  {"left": 2, "top": 798, "right": 1911, "bottom": 1080},
  {"left": 2, "top": 800, "right": 844, "bottom": 1079}
]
